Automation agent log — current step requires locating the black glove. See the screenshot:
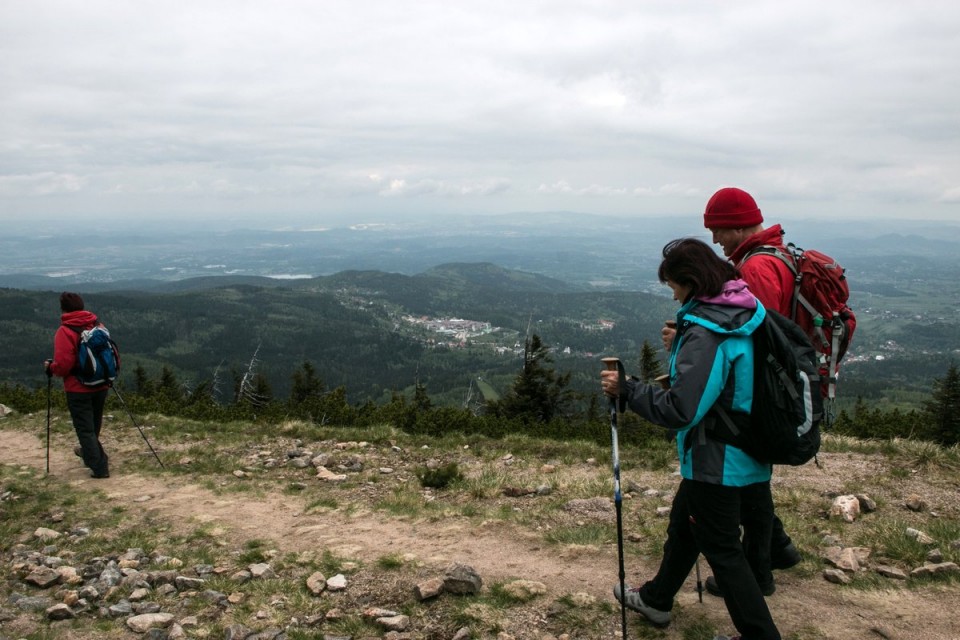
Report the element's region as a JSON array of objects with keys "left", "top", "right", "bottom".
[{"left": 44, "top": 359, "right": 53, "bottom": 378}]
